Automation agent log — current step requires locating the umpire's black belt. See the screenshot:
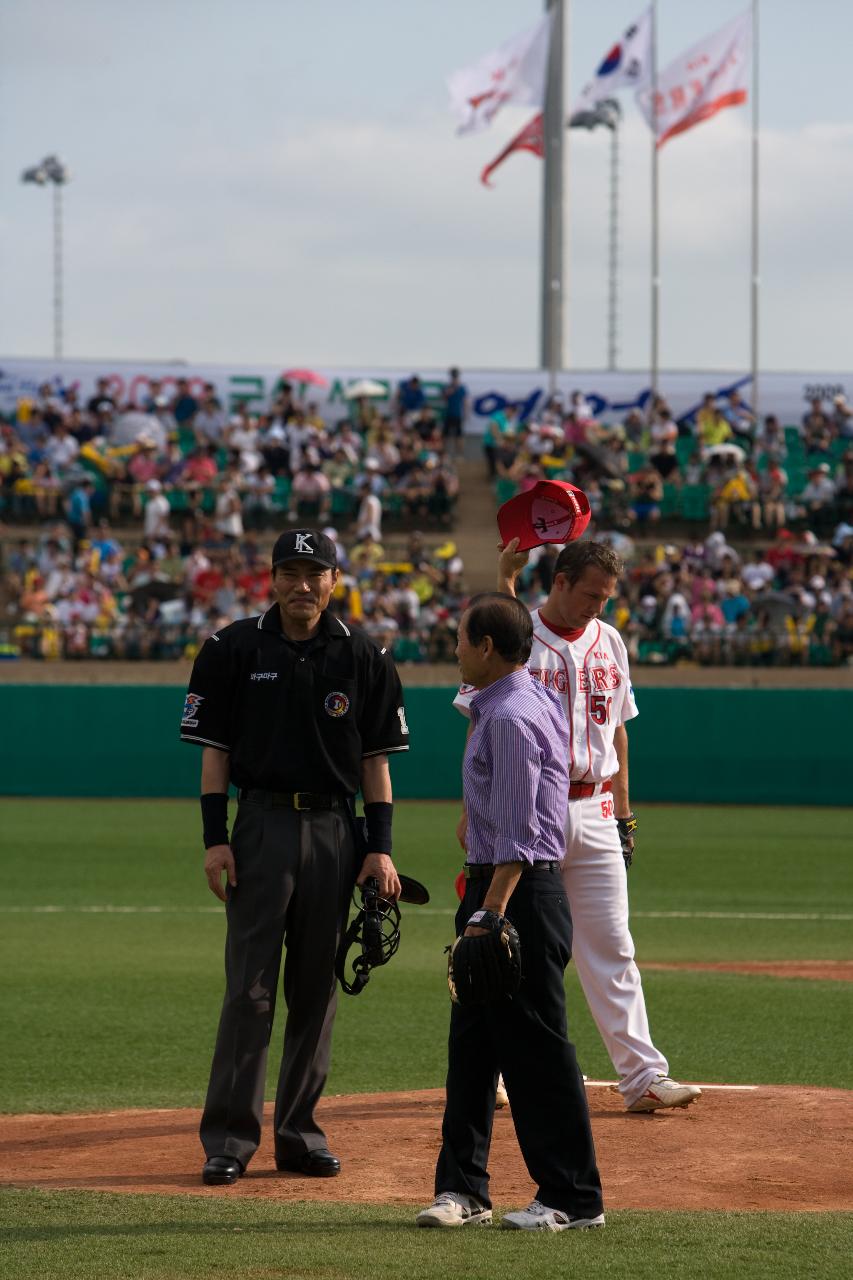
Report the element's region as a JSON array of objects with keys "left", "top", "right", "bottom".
[
  {"left": 239, "top": 789, "right": 348, "bottom": 811},
  {"left": 464, "top": 861, "right": 561, "bottom": 880}
]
